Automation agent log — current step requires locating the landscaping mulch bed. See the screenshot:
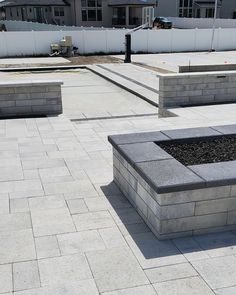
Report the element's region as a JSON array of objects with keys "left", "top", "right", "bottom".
[{"left": 157, "top": 135, "right": 236, "bottom": 166}]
